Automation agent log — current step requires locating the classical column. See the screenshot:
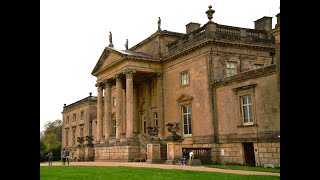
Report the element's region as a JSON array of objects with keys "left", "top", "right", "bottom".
[
  {"left": 125, "top": 70, "right": 134, "bottom": 139},
  {"left": 145, "top": 79, "right": 152, "bottom": 127},
  {"left": 104, "top": 81, "right": 112, "bottom": 141},
  {"left": 115, "top": 74, "right": 123, "bottom": 140},
  {"left": 157, "top": 72, "right": 164, "bottom": 139},
  {"left": 95, "top": 83, "right": 103, "bottom": 143}
]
